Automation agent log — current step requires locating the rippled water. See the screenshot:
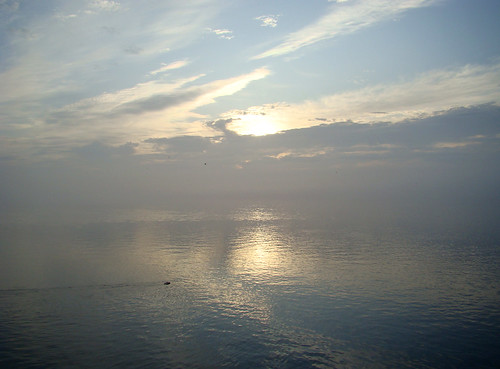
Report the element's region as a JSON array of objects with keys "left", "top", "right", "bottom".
[{"left": 1, "top": 203, "right": 499, "bottom": 368}]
